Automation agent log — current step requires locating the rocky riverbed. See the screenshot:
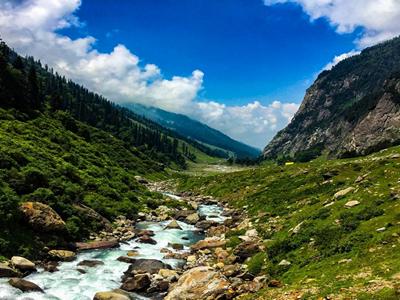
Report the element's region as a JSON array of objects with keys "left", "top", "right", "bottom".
[{"left": 0, "top": 181, "right": 267, "bottom": 300}]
